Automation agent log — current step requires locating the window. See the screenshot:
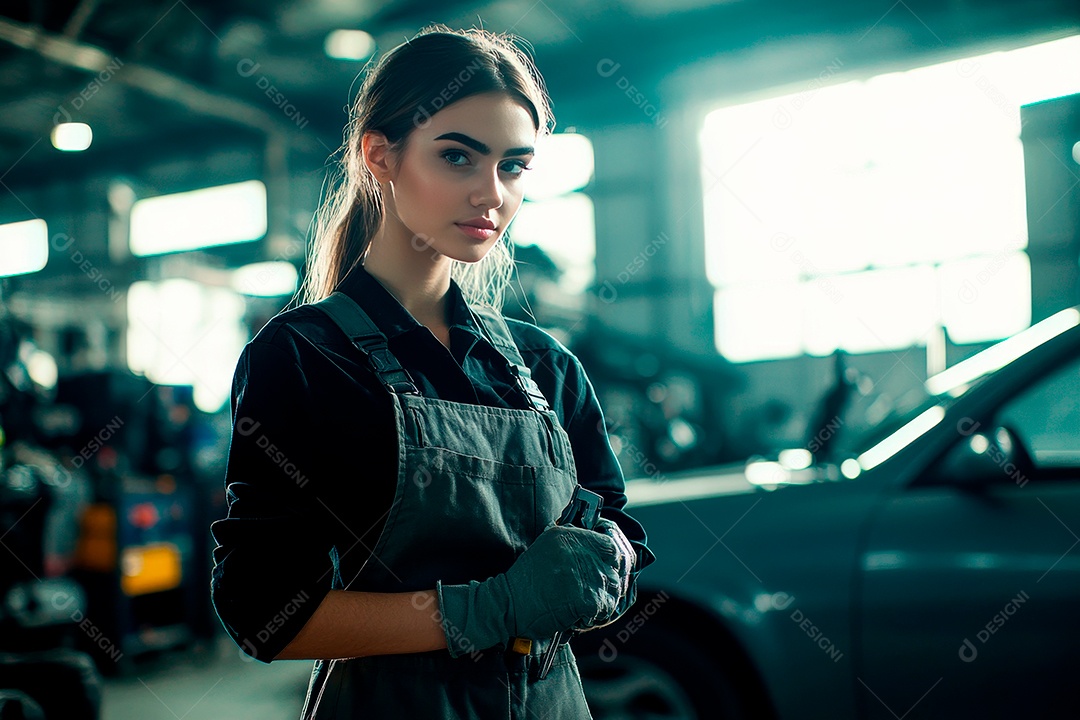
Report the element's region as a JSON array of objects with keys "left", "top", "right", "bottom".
[
  {"left": 701, "top": 35, "right": 1080, "bottom": 362},
  {"left": 126, "top": 279, "right": 247, "bottom": 413},
  {"left": 998, "top": 353, "right": 1080, "bottom": 469},
  {"left": 0, "top": 219, "right": 48, "bottom": 277},
  {"left": 509, "top": 132, "right": 596, "bottom": 295},
  {"left": 130, "top": 179, "right": 267, "bottom": 256}
]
